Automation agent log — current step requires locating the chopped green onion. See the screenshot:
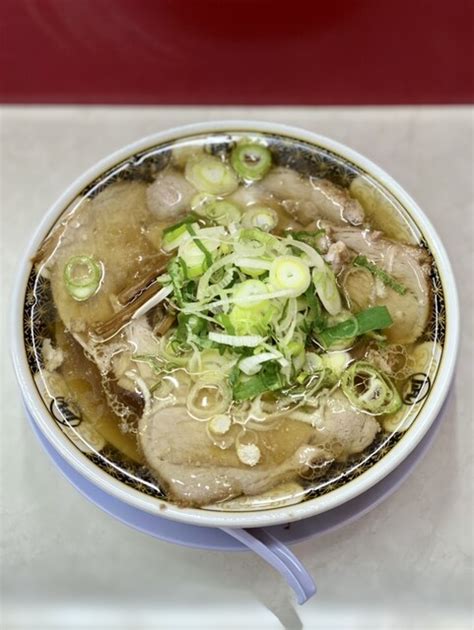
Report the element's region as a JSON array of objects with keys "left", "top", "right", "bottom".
[
  {"left": 287, "top": 339, "right": 305, "bottom": 357},
  {"left": 228, "top": 303, "right": 276, "bottom": 336},
  {"left": 303, "top": 287, "right": 327, "bottom": 333},
  {"left": 286, "top": 229, "right": 326, "bottom": 251},
  {"left": 185, "top": 224, "right": 213, "bottom": 269},
  {"left": 236, "top": 228, "right": 280, "bottom": 257},
  {"left": 312, "top": 265, "right": 342, "bottom": 316},
  {"left": 63, "top": 255, "right": 103, "bottom": 302},
  {"left": 341, "top": 361, "right": 402, "bottom": 415},
  {"left": 284, "top": 237, "right": 341, "bottom": 315},
  {"left": 304, "top": 352, "right": 324, "bottom": 373},
  {"left": 233, "top": 279, "right": 268, "bottom": 308},
  {"left": 185, "top": 155, "right": 238, "bottom": 195},
  {"left": 286, "top": 368, "right": 328, "bottom": 394},
  {"left": 158, "top": 206, "right": 403, "bottom": 408},
  {"left": 353, "top": 256, "right": 407, "bottom": 295},
  {"left": 238, "top": 351, "right": 282, "bottom": 375},
  {"left": 181, "top": 279, "right": 198, "bottom": 303},
  {"left": 156, "top": 329, "right": 194, "bottom": 367},
  {"left": 201, "top": 267, "right": 235, "bottom": 300},
  {"left": 162, "top": 212, "right": 201, "bottom": 236},
  {"left": 216, "top": 312, "right": 236, "bottom": 335},
  {"left": 233, "top": 361, "right": 283, "bottom": 401},
  {"left": 235, "top": 257, "right": 272, "bottom": 277},
  {"left": 185, "top": 287, "right": 296, "bottom": 313},
  {"left": 242, "top": 206, "right": 278, "bottom": 232},
  {"left": 318, "top": 312, "right": 359, "bottom": 350},
  {"left": 269, "top": 256, "right": 311, "bottom": 297},
  {"left": 230, "top": 143, "right": 272, "bottom": 181},
  {"left": 228, "top": 363, "right": 241, "bottom": 389},
  {"left": 178, "top": 225, "right": 224, "bottom": 279},
  {"left": 161, "top": 212, "right": 202, "bottom": 252},
  {"left": 320, "top": 351, "right": 351, "bottom": 377},
  {"left": 355, "top": 305, "right": 393, "bottom": 331},
  {"left": 199, "top": 199, "right": 242, "bottom": 225},
  {"left": 199, "top": 349, "right": 236, "bottom": 374},
  {"left": 177, "top": 257, "right": 189, "bottom": 280},
  {"left": 191, "top": 192, "right": 216, "bottom": 212},
  {"left": 208, "top": 331, "right": 265, "bottom": 347},
  {"left": 196, "top": 253, "right": 237, "bottom": 301},
  {"left": 167, "top": 257, "right": 186, "bottom": 306},
  {"left": 176, "top": 312, "right": 207, "bottom": 341},
  {"left": 317, "top": 306, "right": 393, "bottom": 349}
]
